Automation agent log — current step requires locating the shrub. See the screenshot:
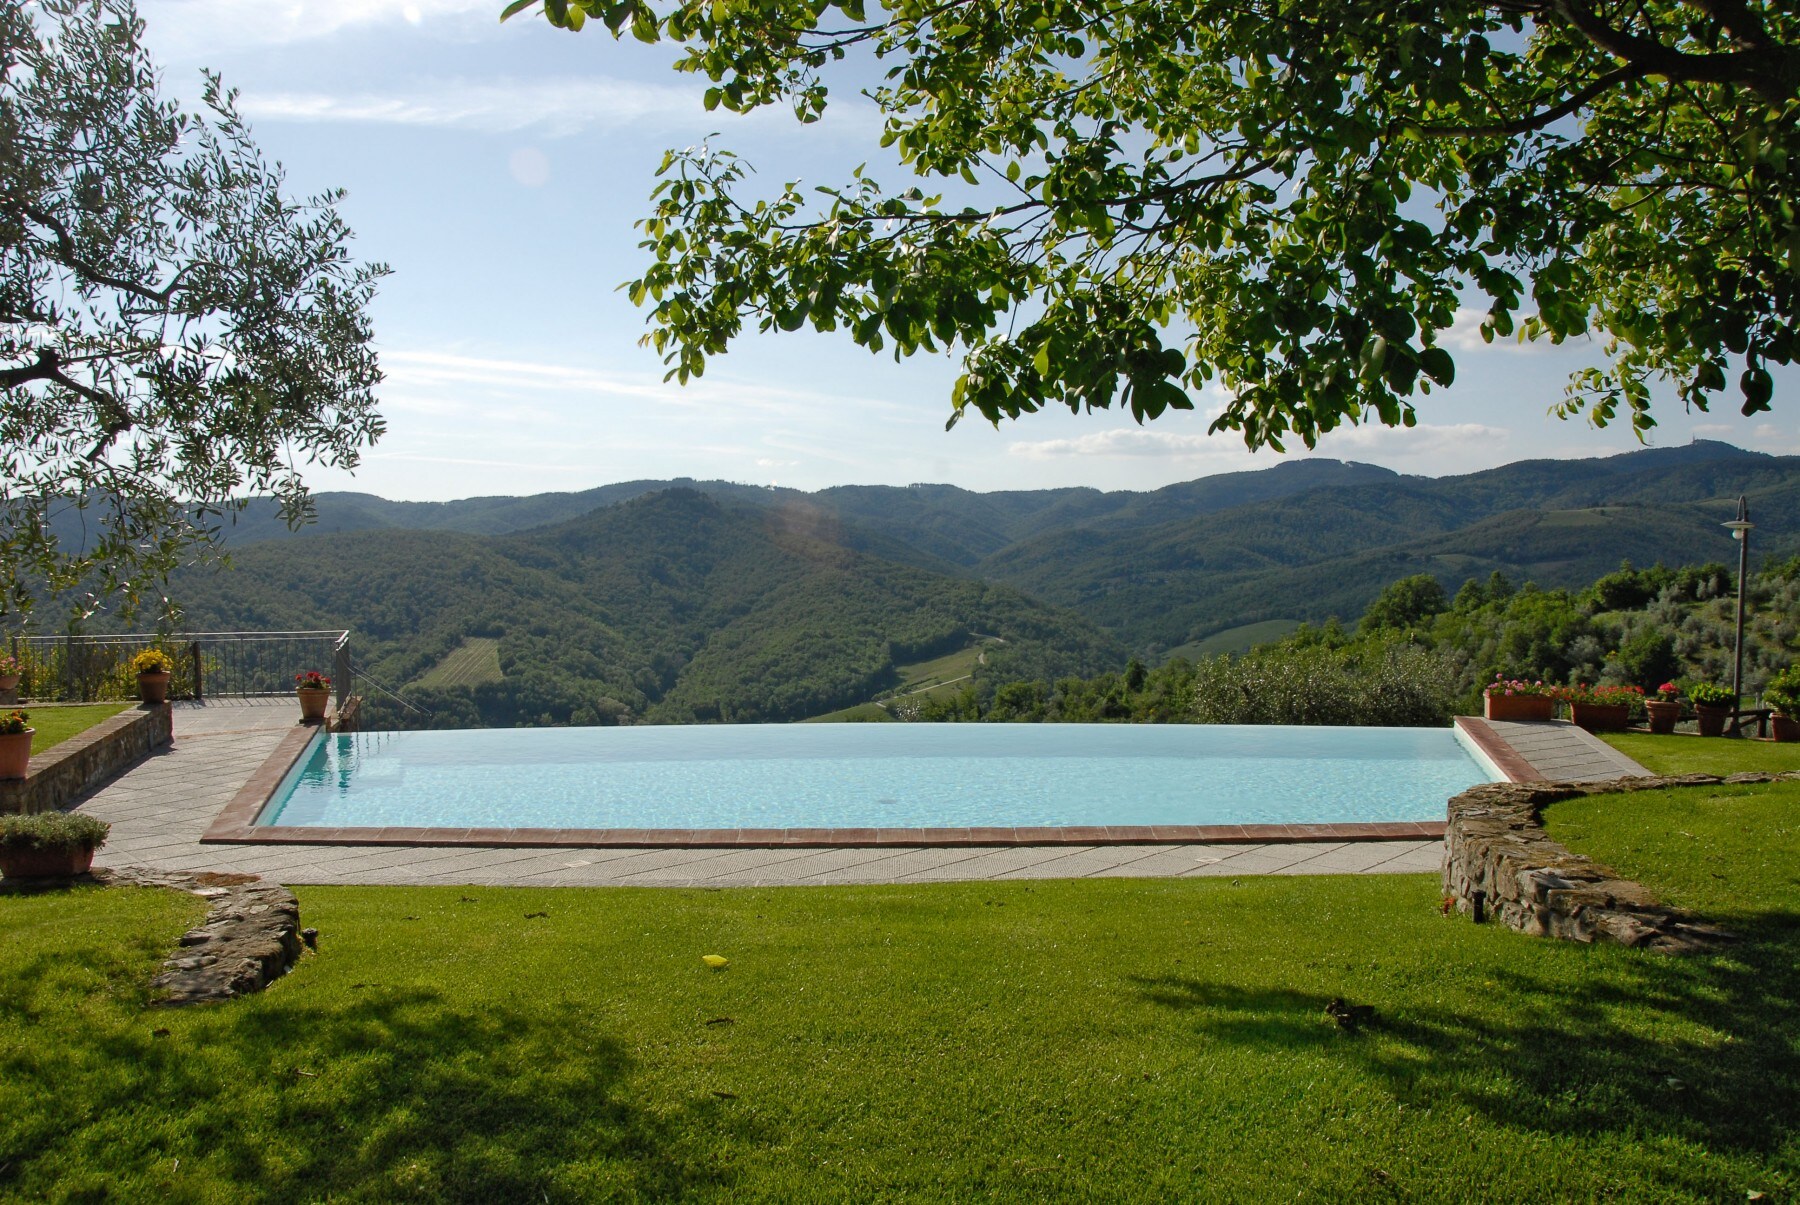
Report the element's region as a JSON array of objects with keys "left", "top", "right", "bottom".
[
  {"left": 1764, "top": 668, "right": 1800, "bottom": 716},
  {"left": 1616, "top": 626, "right": 1681, "bottom": 691},
  {"left": 0, "top": 812, "right": 110, "bottom": 852},
  {"left": 1191, "top": 640, "right": 1457, "bottom": 727}
]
